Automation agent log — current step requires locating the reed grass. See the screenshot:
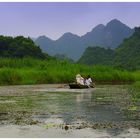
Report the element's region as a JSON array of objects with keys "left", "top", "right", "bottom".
[
  {"left": 0, "top": 57, "right": 137, "bottom": 85},
  {"left": 132, "top": 81, "right": 140, "bottom": 89}
]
